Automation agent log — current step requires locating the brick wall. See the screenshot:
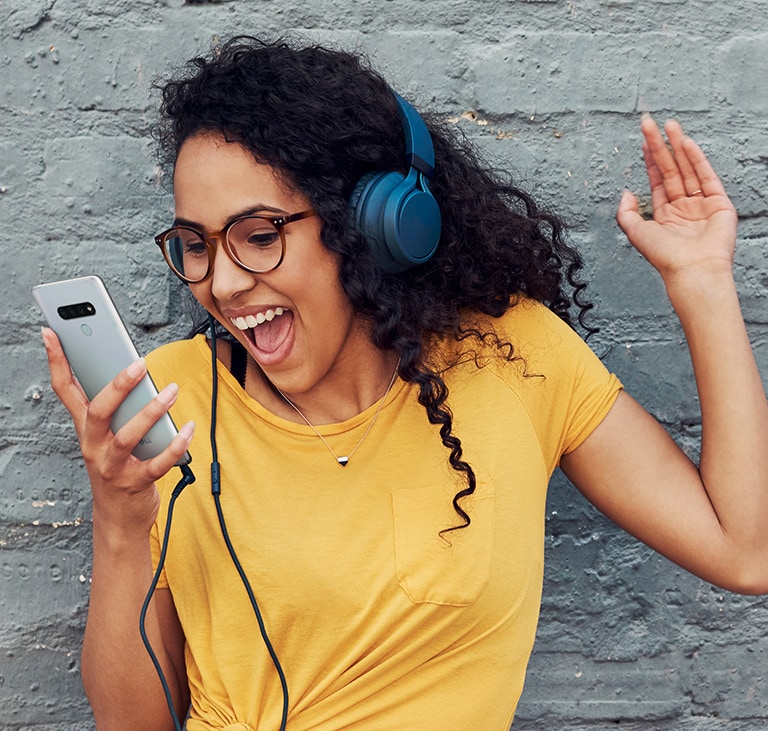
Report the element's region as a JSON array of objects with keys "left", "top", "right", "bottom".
[{"left": 1, "top": 1, "right": 767, "bottom": 728}]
